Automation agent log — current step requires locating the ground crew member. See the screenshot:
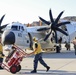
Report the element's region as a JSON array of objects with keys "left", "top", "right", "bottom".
[
  {"left": 27, "top": 37, "right": 50, "bottom": 73},
  {"left": 65, "top": 41, "right": 70, "bottom": 51},
  {"left": 0, "top": 37, "right": 4, "bottom": 69},
  {"left": 73, "top": 37, "right": 76, "bottom": 55}
]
